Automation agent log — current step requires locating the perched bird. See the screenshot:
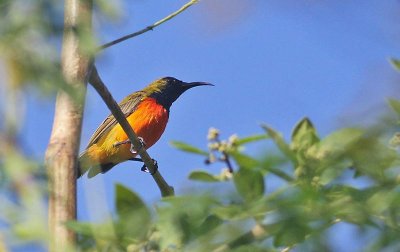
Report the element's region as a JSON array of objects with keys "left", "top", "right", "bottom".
[{"left": 78, "top": 77, "right": 212, "bottom": 178}]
